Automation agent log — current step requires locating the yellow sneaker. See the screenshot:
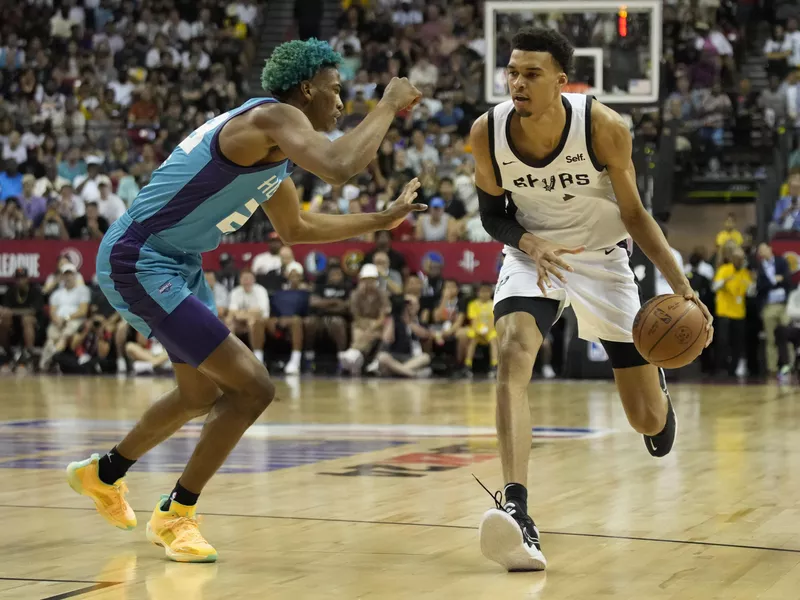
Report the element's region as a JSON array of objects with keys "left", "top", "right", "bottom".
[
  {"left": 146, "top": 495, "right": 218, "bottom": 563},
  {"left": 66, "top": 453, "right": 137, "bottom": 531}
]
